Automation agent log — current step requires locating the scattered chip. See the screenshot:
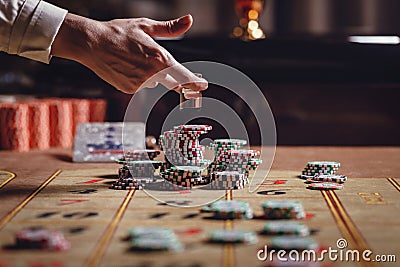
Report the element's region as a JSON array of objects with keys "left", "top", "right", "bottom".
[
  {"left": 131, "top": 238, "right": 183, "bottom": 252},
  {"left": 175, "top": 125, "right": 212, "bottom": 131},
  {"left": 15, "top": 228, "right": 70, "bottom": 251},
  {"left": 313, "top": 174, "right": 347, "bottom": 183},
  {"left": 209, "top": 229, "right": 258, "bottom": 244},
  {"left": 300, "top": 175, "right": 314, "bottom": 180},
  {"left": 130, "top": 227, "right": 176, "bottom": 239},
  {"left": 208, "top": 200, "right": 253, "bottom": 219},
  {"left": 263, "top": 221, "right": 310, "bottom": 237},
  {"left": 269, "top": 236, "right": 318, "bottom": 250},
  {"left": 307, "top": 182, "right": 344, "bottom": 190},
  {"left": 307, "top": 161, "right": 340, "bottom": 167},
  {"left": 262, "top": 200, "right": 306, "bottom": 219},
  {"left": 129, "top": 226, "right": 183, "bottom": 252}
]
